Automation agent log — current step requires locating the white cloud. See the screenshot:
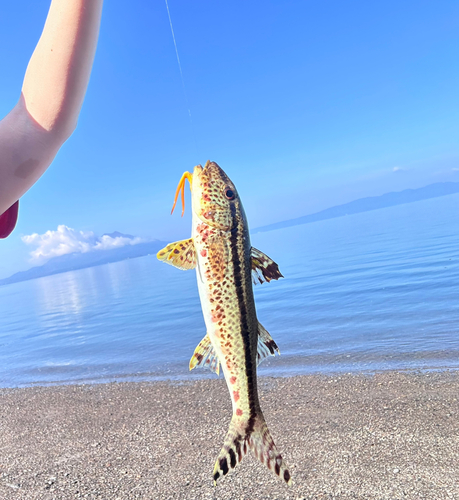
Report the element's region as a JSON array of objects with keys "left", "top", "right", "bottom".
[
  {"left": 22, "top": 225, "right": 143, "bottom": 262},
  {"left": 452, "top": 167, "right": 459, "bottom": 172},
  {"left": 392, "top": 166, "right": 405, "bottom": 173}
]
